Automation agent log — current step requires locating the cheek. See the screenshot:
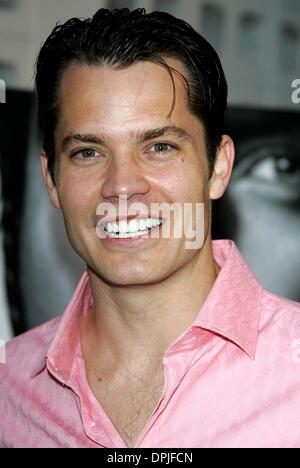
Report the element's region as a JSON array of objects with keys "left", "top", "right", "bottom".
[
  {"left": 156, "top": 162, "right": 208, "bottom": 201},
  {"left": 57, "top": 168, "right": 99, "bottom": 215},
  {"left": 158, "top": 171, "right": 183, "bottom": 195}
]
